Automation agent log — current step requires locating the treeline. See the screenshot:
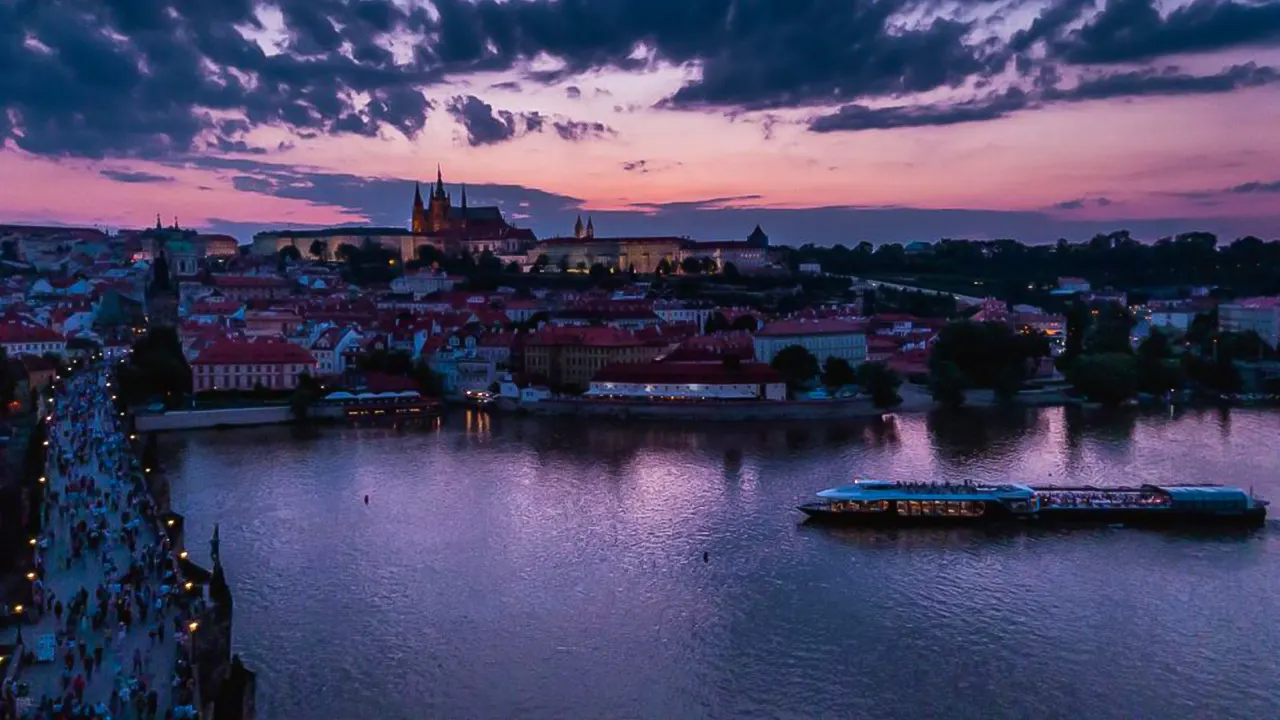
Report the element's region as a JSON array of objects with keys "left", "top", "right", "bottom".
[{"left": 785, "top": 231, "right": 1280, "bottom": 300}]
